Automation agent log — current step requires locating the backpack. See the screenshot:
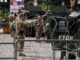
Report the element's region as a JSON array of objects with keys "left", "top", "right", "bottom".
[{"left": 11, "top": 25, "right": 15, "bottom": 31}]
